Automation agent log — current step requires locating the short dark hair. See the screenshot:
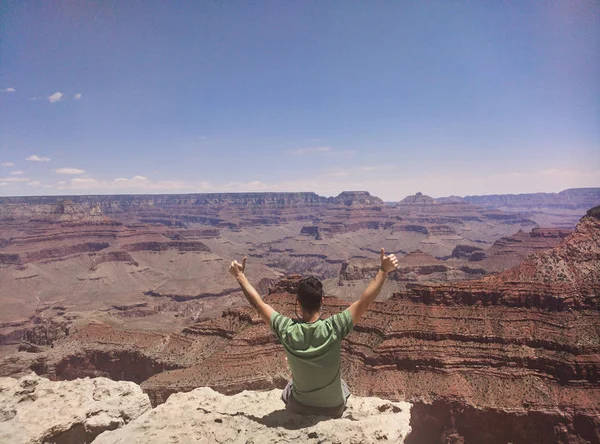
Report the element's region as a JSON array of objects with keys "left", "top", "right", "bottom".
[{"left": 297, "top": 276, "right": 323, "bottom": 312}]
